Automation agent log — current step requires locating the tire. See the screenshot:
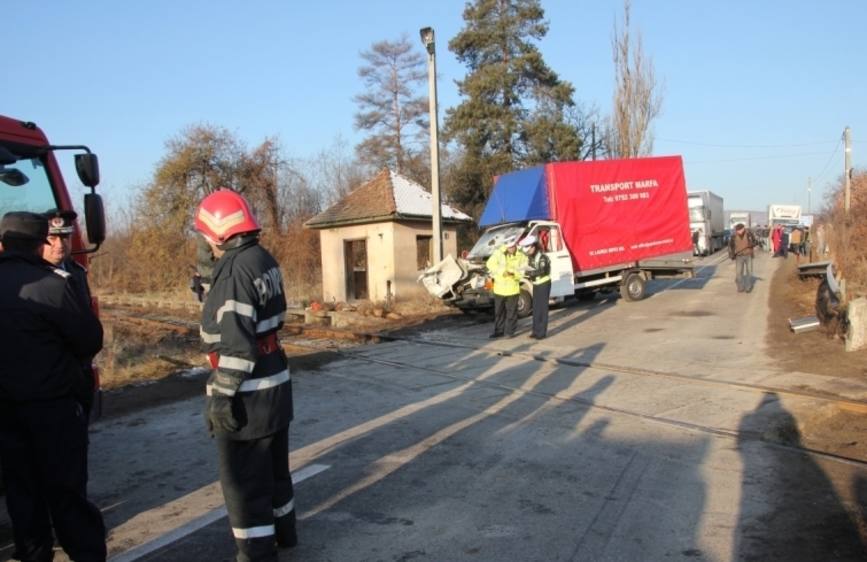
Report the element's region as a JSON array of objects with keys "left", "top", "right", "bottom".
[
  {"left": 517, "top": 288, "right": 533, "bottom": 318},
  {"left": 620, "top": 272, "right": 646, "bottom": 301}
]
